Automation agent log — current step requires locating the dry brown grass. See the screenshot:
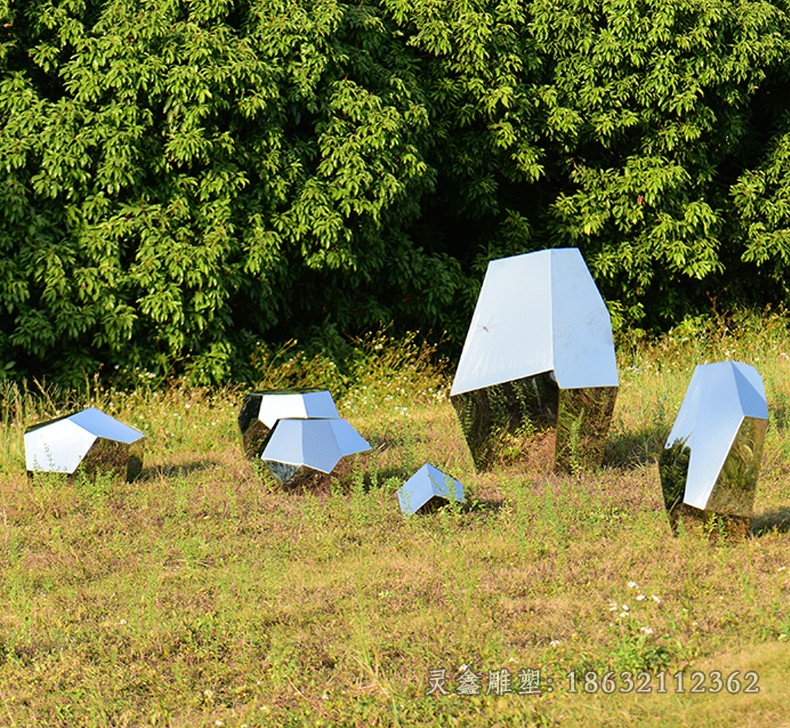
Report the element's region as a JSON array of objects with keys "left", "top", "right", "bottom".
[{"left": 0, "top": 316, "right": 788, "bottom": 725}]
